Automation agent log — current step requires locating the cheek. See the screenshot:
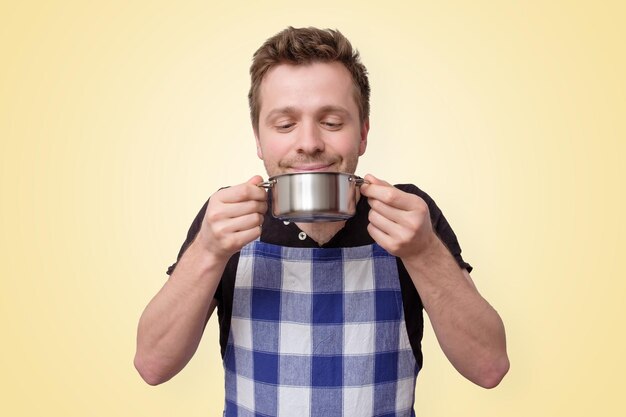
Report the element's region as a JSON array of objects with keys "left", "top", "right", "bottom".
[
  {"left": 334, "top": 136, "right": 362, "bottom": 156},
  {"left": 264, "top": 141, "right": 290, "bottom": 157},
  {"left": 257, "top": 135, "right": 292, "bottom": 162}
]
